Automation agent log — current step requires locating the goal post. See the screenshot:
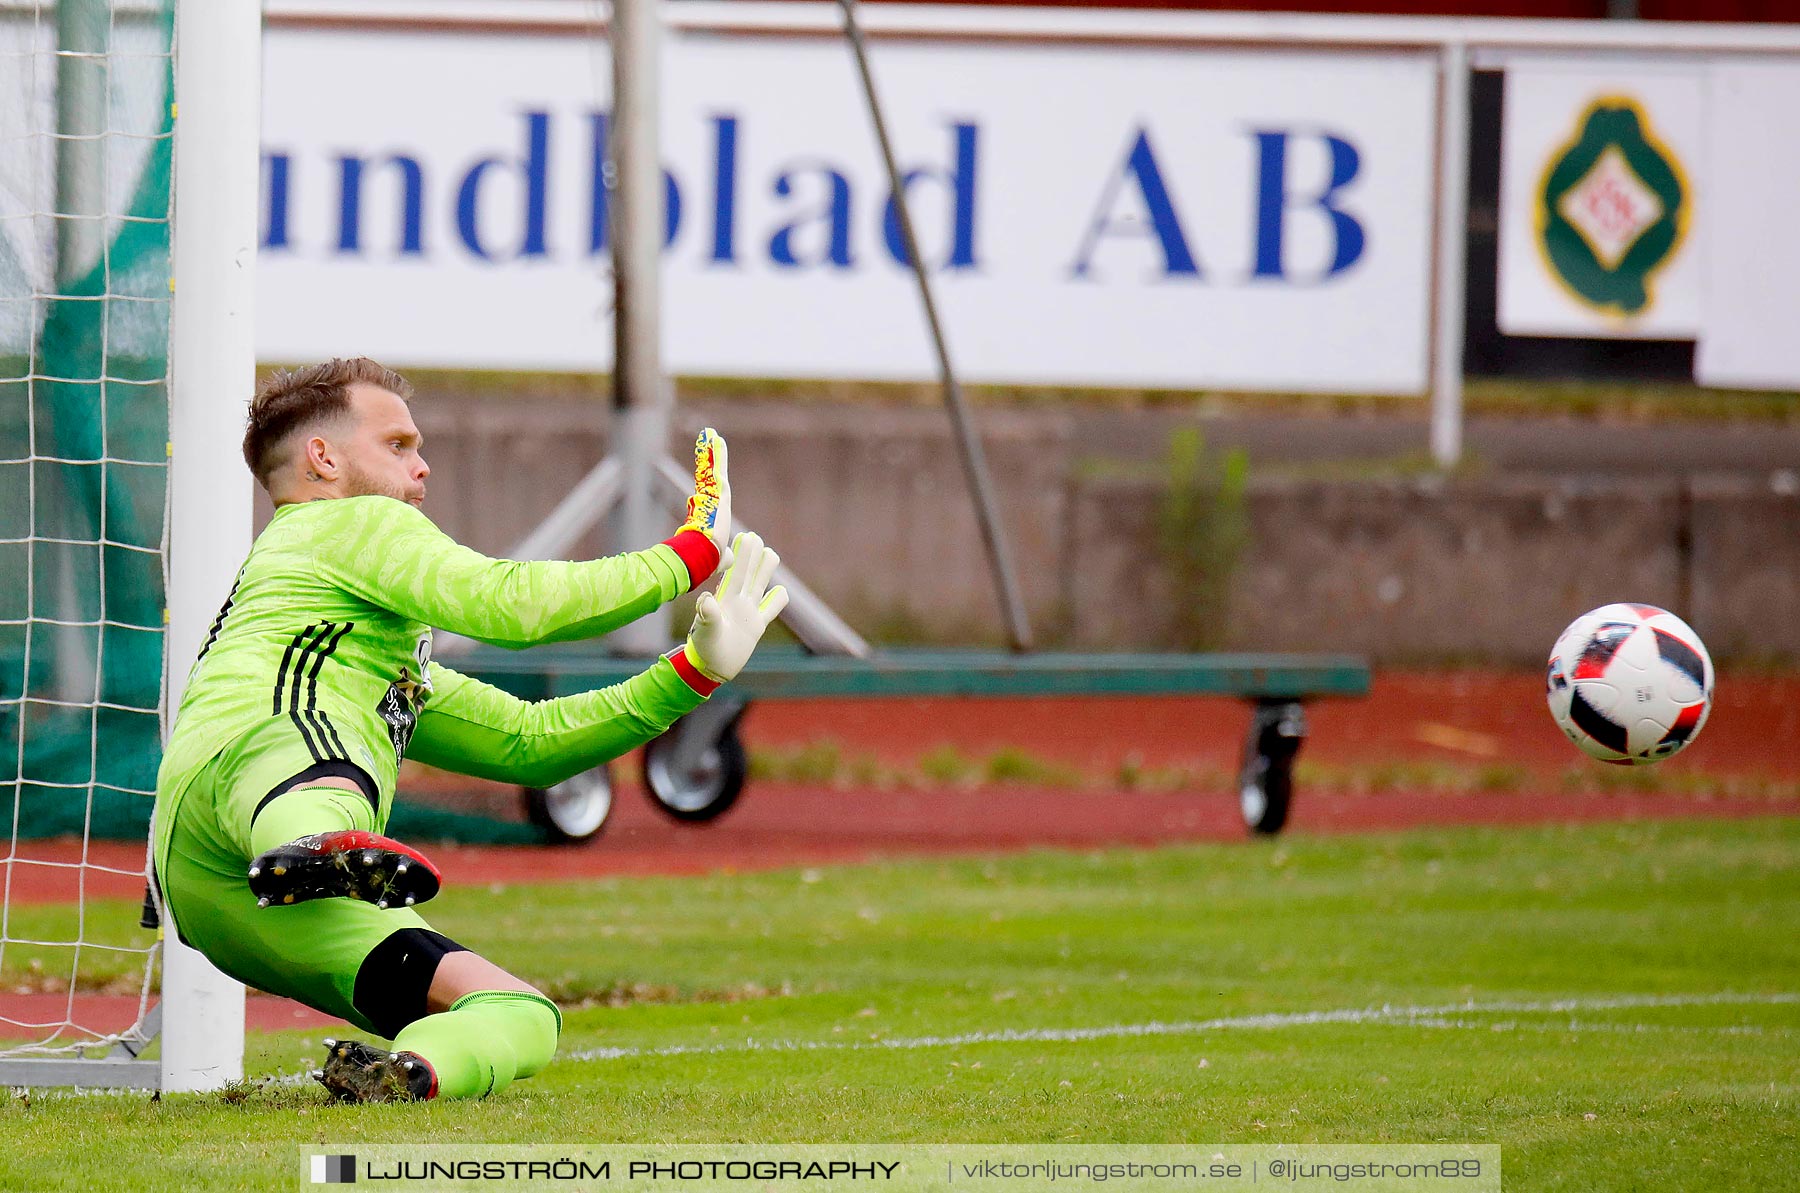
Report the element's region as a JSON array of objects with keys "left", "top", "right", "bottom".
[
  {"left": 0, "top": 0, "right": 256, "bottom": 1091},
  {"left": 160, "top": 0, "right": 260, "bottom": 1092}
]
